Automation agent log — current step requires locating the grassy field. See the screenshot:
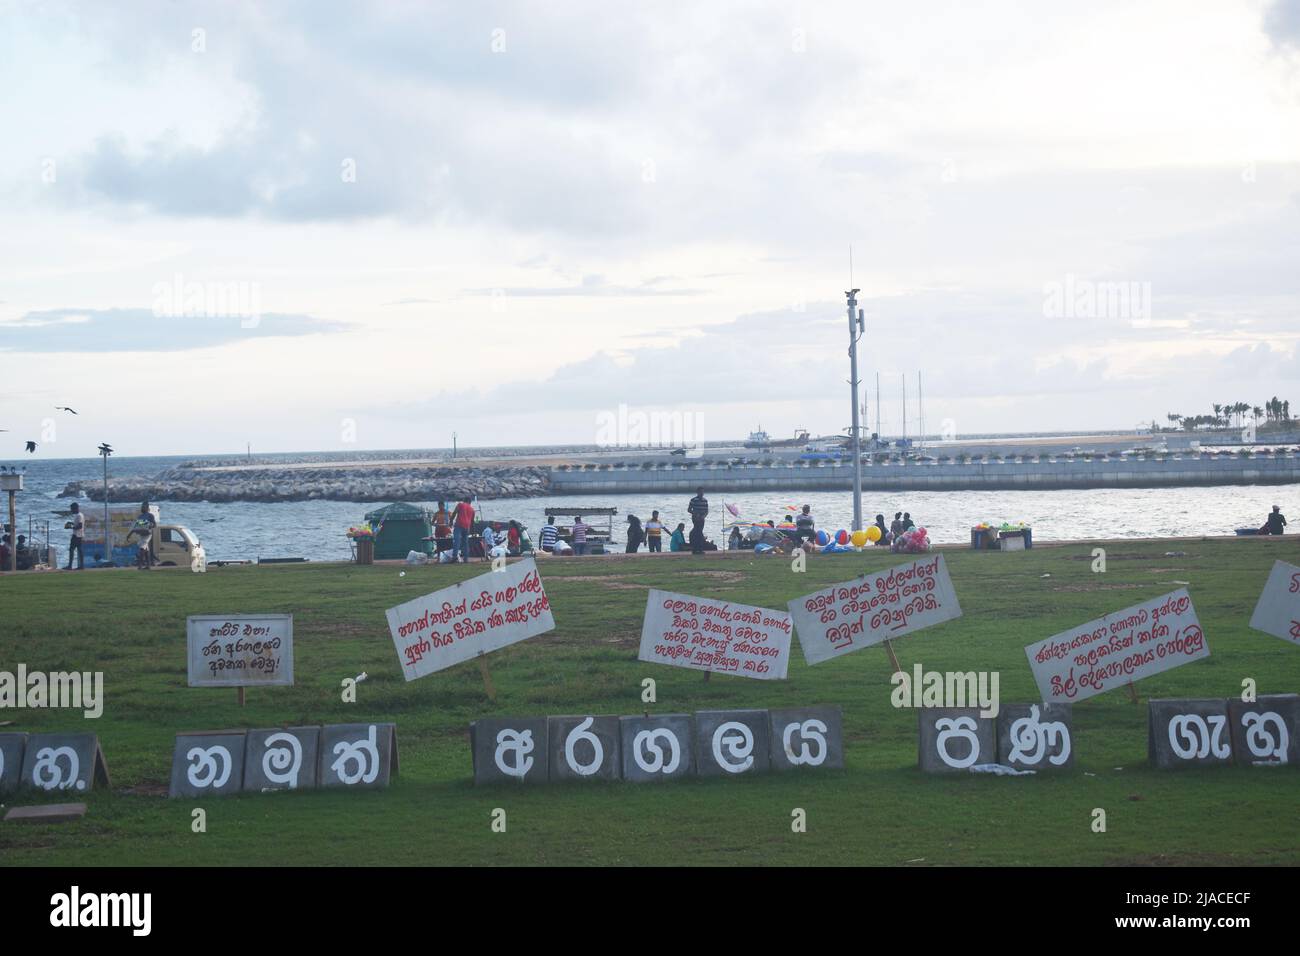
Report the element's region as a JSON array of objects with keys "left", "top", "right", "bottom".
[{"left": 2, "top": 538, "right": 1298, "bottom": 866}]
